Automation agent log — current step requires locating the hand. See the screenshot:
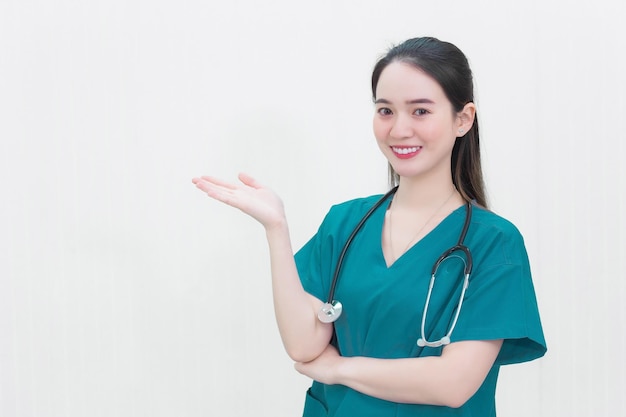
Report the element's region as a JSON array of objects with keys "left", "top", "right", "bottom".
[
  {"left": 294, "top": 344, "right": 343, "bottom": 385},
  {"left": 192, "top": 173, "right": 286, "bottom": 230}
]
